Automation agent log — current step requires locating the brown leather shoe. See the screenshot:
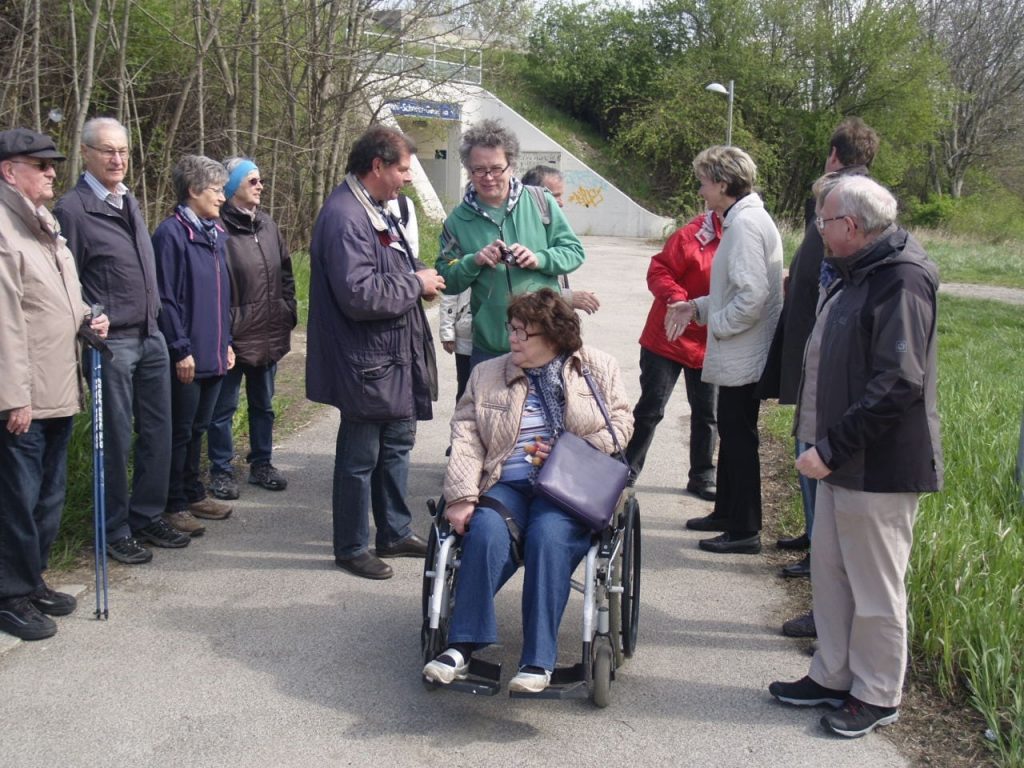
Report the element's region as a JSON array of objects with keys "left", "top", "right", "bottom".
[
  {"left": 335, "top": 552, "right": 394, "bottom": 580},
  {"left": 188, "top": 497, "right": 232, "bottom": 520},
  {"left": 376, "top": 533, "right": 428, "bottom": 558}
]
